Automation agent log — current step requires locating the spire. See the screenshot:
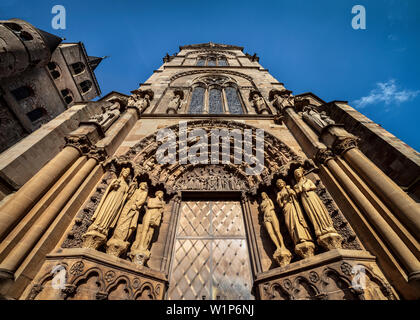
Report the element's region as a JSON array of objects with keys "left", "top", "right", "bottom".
[
  {"left": 35, "top": 28, "right": 63, "bottom": 53},
  {"left": 88, "top": 55, "right": 108, "bottom": 70}
]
